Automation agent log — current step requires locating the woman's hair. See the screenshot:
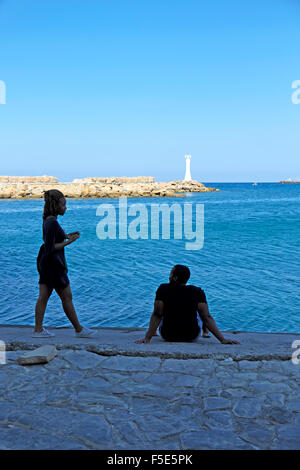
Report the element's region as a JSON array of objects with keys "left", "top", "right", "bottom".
[{"left": 42, "top": 189, "right": 65, "bottom": 220}]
